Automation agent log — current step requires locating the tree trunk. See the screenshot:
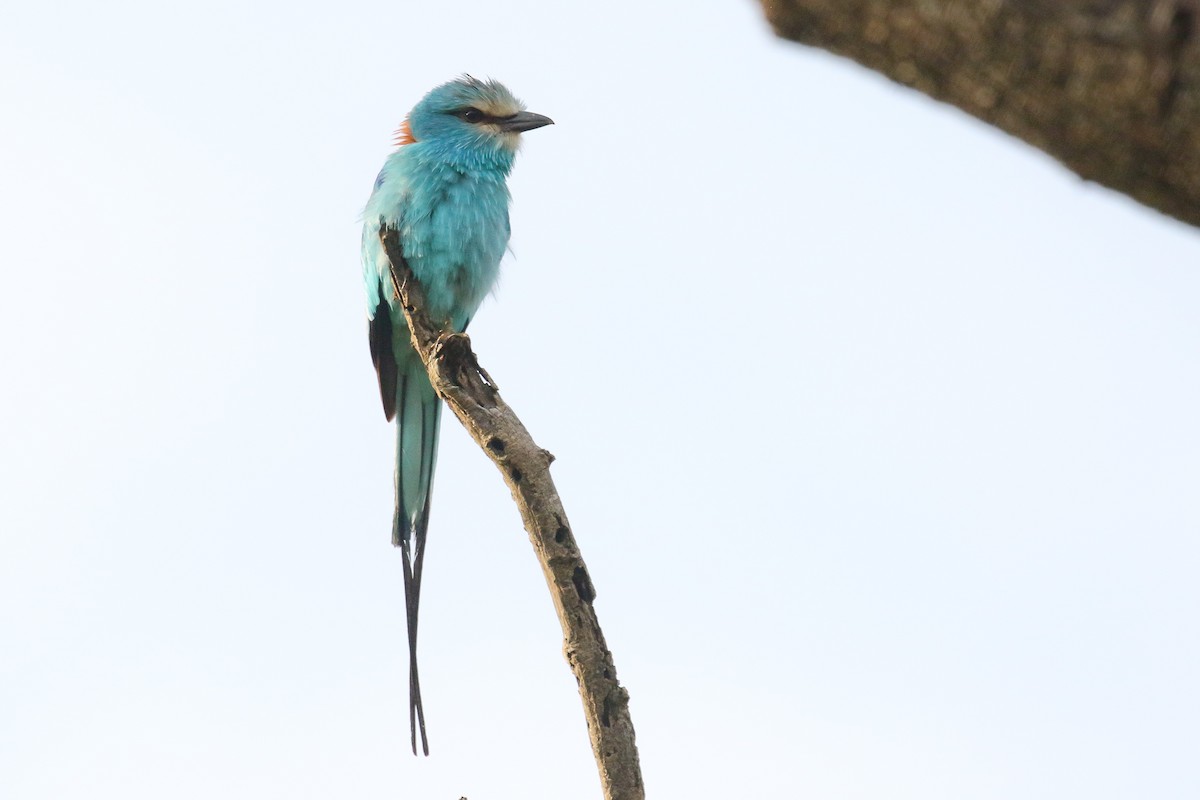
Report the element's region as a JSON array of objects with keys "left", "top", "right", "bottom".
[{"left": 759, "top": 0, "right": 1200, "bottom": 228}]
